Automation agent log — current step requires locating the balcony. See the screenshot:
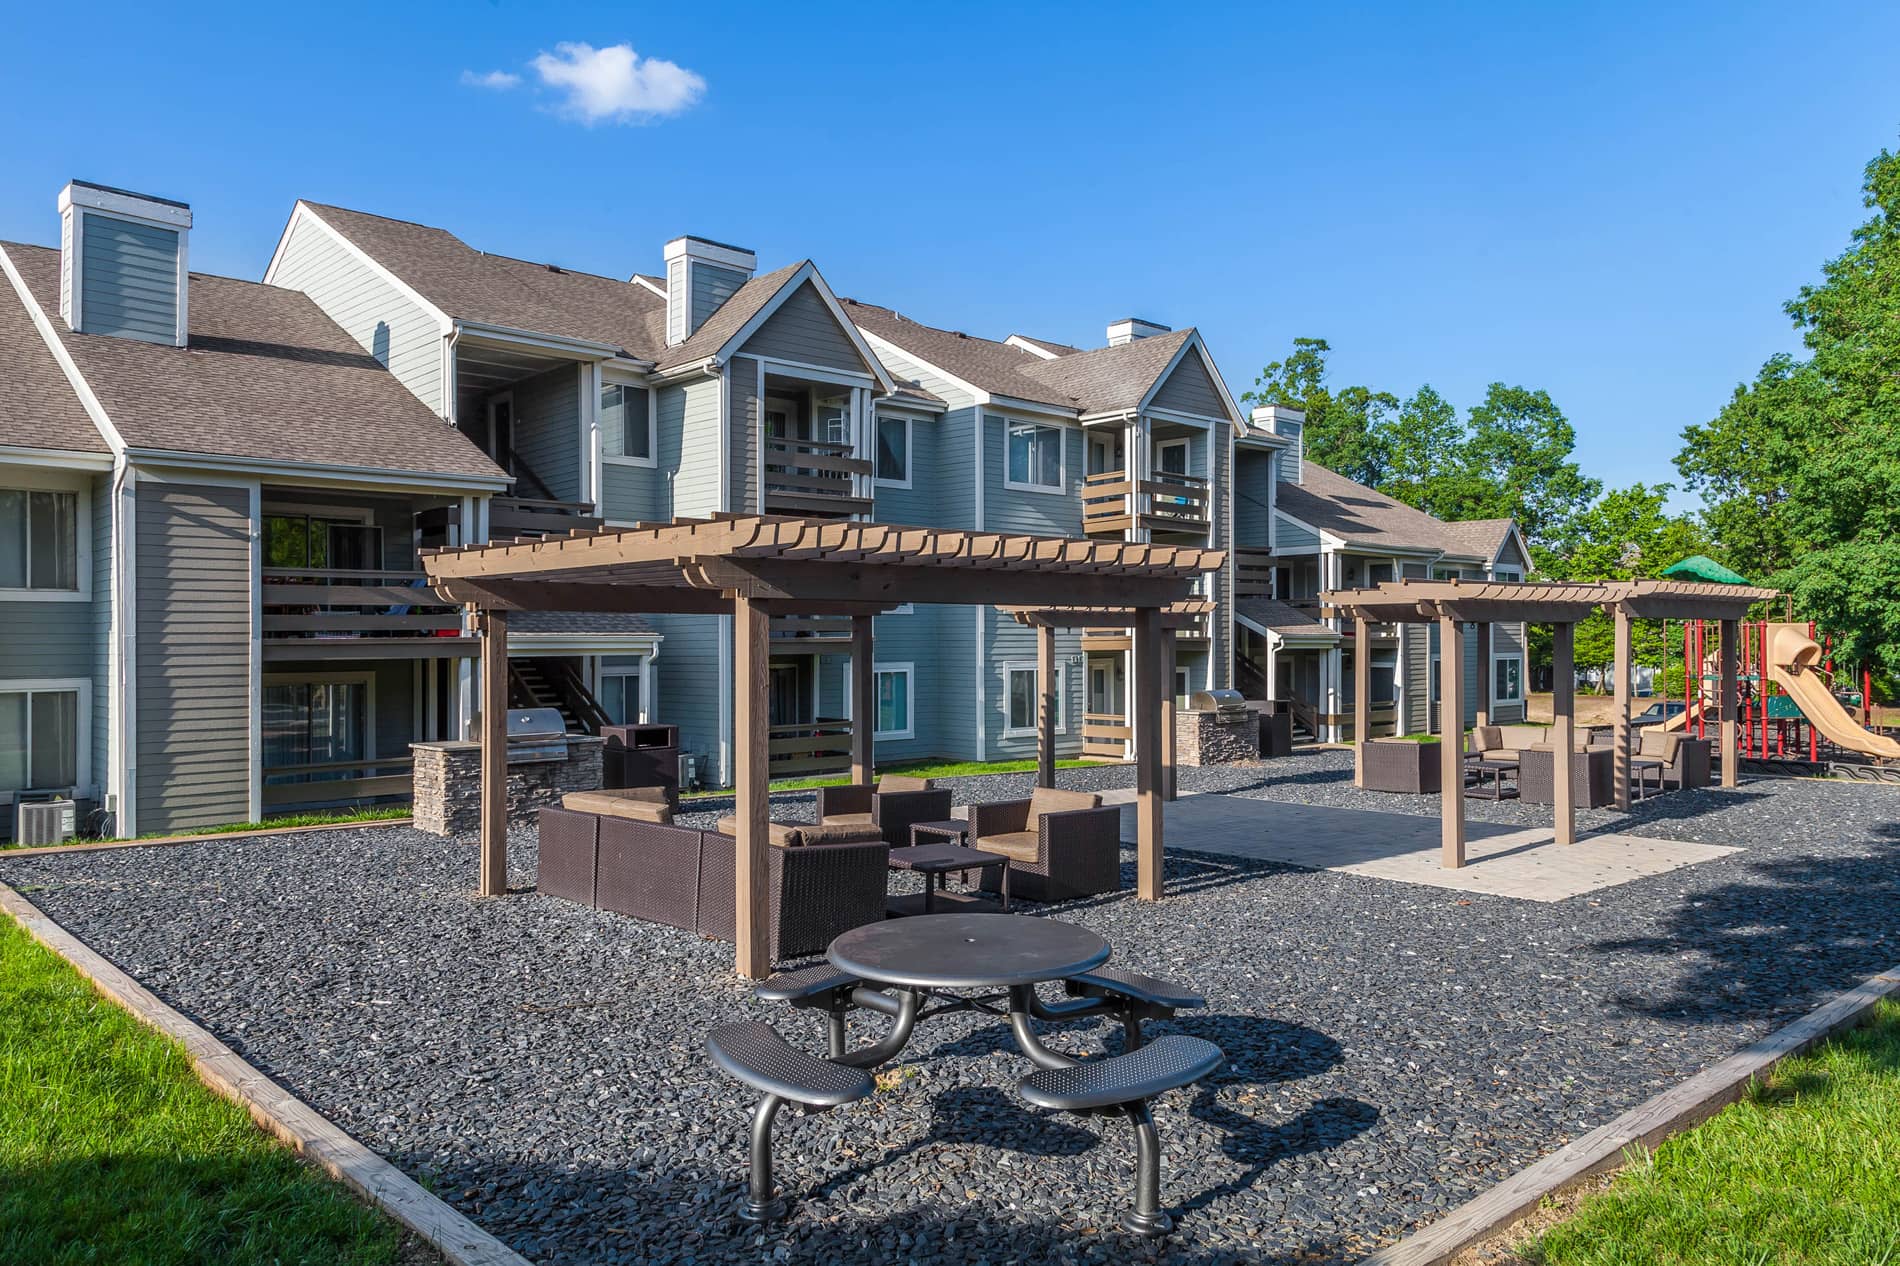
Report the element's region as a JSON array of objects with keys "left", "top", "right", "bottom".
[
  {"left": 1082, "top": 713, "right": 1132, "bottom": 760},
  {"left": 261, "top": 569, "right": 474, "bottom": 662},
  {"left": 768, "top": 718, "right": 854, "bottom": 777},
  {"left": 488, "top": 497, "right": 602, "bottom": 539},
  {"left": 771, "top": 613, "right": 852, "bottom": 644},
  {"left": 1082, "top": 470, "right": 1209, "bottom": 538},
  {"left": 1235, "top": 547, "right": 1273, "bottom": 597},
  {"left": 763, "top": 438, "right": 873, "bottom": 518}
]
